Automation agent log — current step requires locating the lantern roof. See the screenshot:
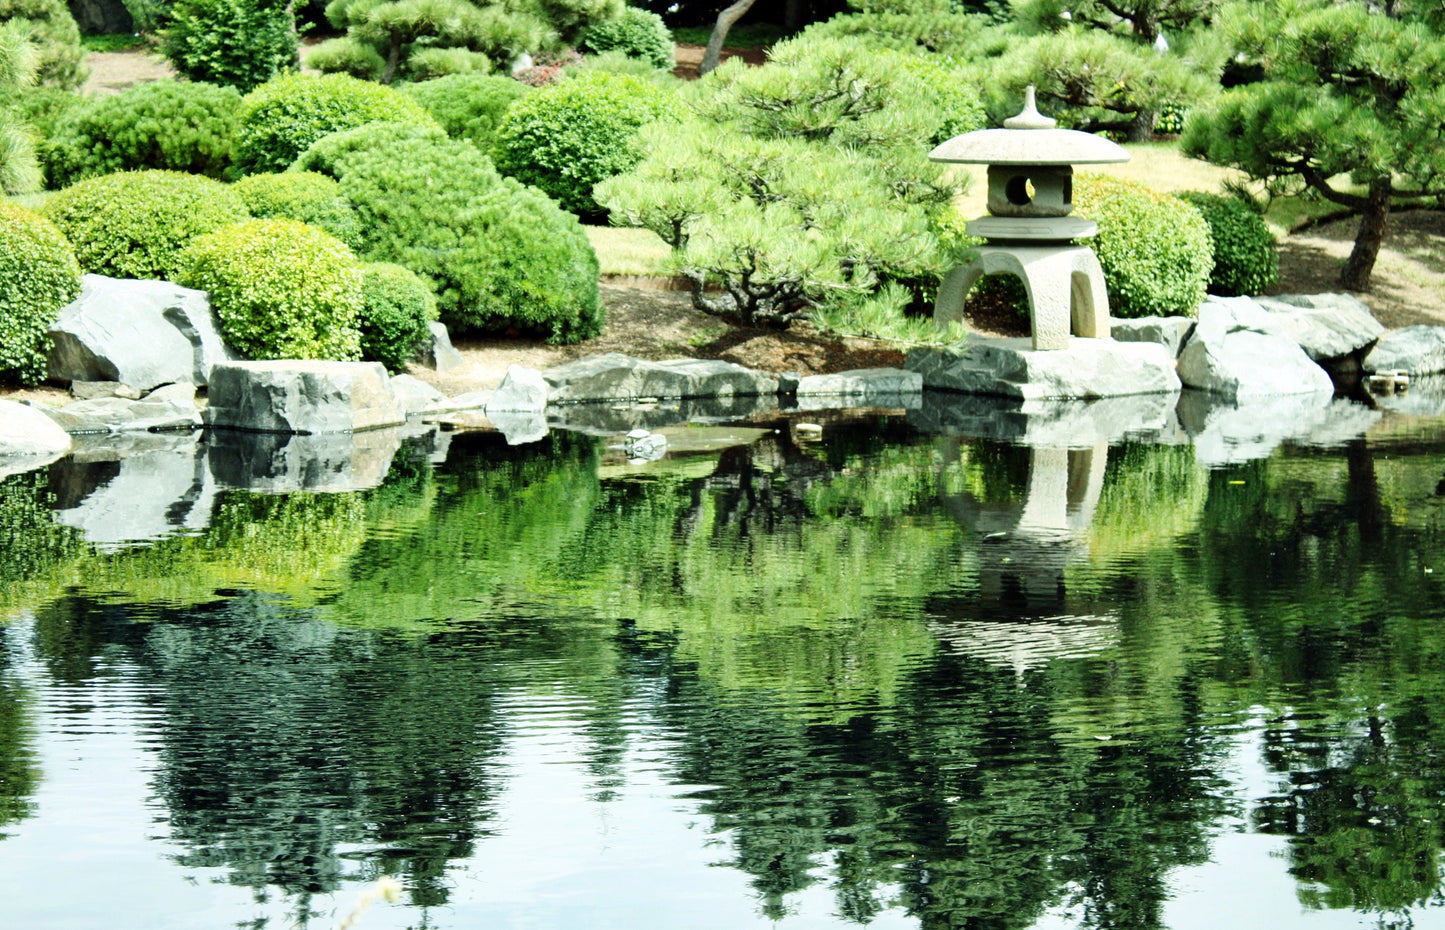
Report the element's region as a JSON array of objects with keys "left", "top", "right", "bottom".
[{"left": 929, "top": 87, "right": 1130, "bottom": 167}]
